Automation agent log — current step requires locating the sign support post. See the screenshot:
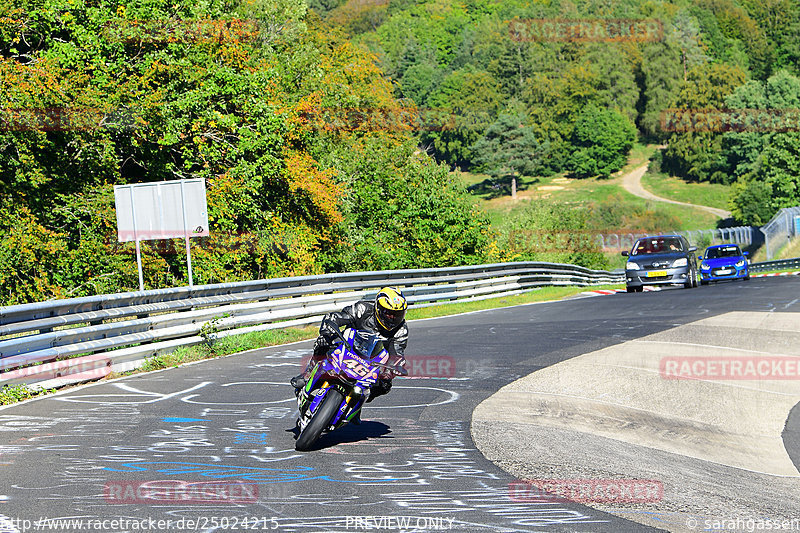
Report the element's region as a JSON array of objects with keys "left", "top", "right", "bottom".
[
  {"left": 129, "top": 186, "right": 144, "bottom": 291},
  {"left": 179, "top": 179, "right": 194, "bottom": 288},
  {"left": 114, "top": 179, "right": 209, "bottom": 292}
]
